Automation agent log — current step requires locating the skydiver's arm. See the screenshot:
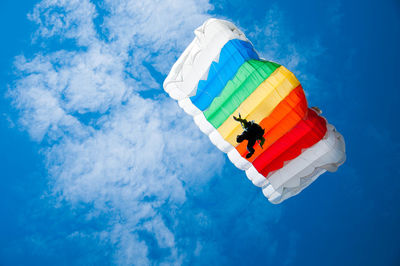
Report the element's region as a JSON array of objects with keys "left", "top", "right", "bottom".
[
  {"left": 233, "top": 115, "right": 249, "bottom": 128},
  {"left": 233, "top": 116, "right": 248, "bottom": 124}
]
